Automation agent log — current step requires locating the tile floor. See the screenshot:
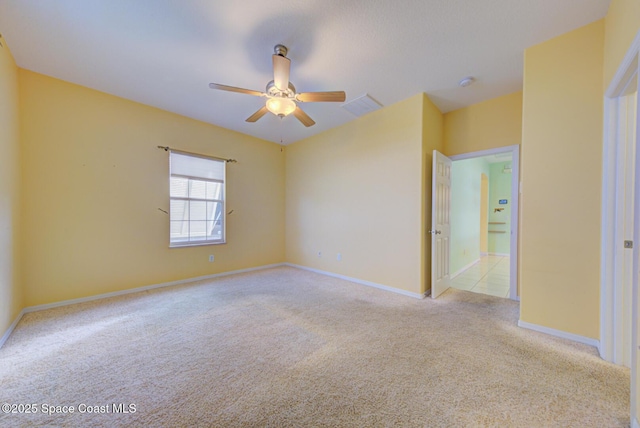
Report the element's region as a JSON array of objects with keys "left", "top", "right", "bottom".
[{"left": 450, "top": 255, "right": 510, "bottom": 298}]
